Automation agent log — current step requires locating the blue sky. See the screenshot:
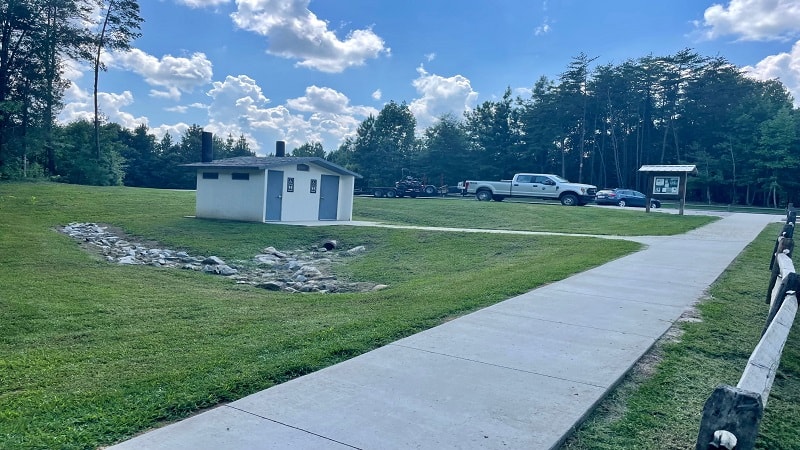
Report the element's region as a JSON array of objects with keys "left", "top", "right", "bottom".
[{"left": 60, "top": 0, "right": 800, "bottom": 155}]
